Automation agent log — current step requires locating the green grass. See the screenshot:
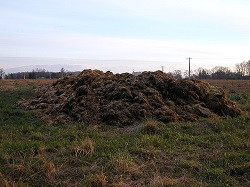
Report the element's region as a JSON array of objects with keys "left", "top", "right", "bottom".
[
  {"left": 0, "top": 82, "right": 249, "bottom": 186},
  {"left": 229, "top": 91, "right": 250, "bottom": 113}
]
